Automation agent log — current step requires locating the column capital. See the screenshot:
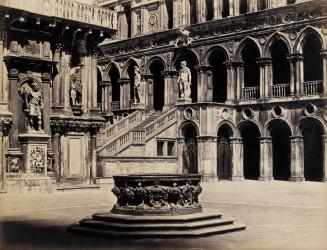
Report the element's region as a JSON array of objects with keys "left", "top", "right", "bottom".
[
  {"left": 290, "top": 135, "right": 304, "bottom": 140},
  {"left": 229, "top": 137, "right": 243, "bottom": 143},
  {"left": 320, "top": 49, "right": 327, "bottom": 58},
  {"left": 117, "top": 78, "right": 130, "bottom": 85},
  {"left": 287, "top": 53, "right": 304, "bottom": 62},
  {"left": 141, "top": 74, "right": 153, "bottom": 81},
  {"left": 224, "top": 61, "right": 243, "bottom": 69},
  {"left": 161, "top": 70, "right": 179, "bottom": 77},
  {"left": 194, "top": 65, "right": 213, "bottom": 73},
  {"left": 259, "top": 136, "right": 272, "bottom": 141},
  {"left": 256, "top": 57, "right": 272, "bottom": 66},
  {"left": 196, "top": 135, "right": 217, "bottom": 142},
  {"left": 100, "top": 80, "right": 111, "bottom": 88}
]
